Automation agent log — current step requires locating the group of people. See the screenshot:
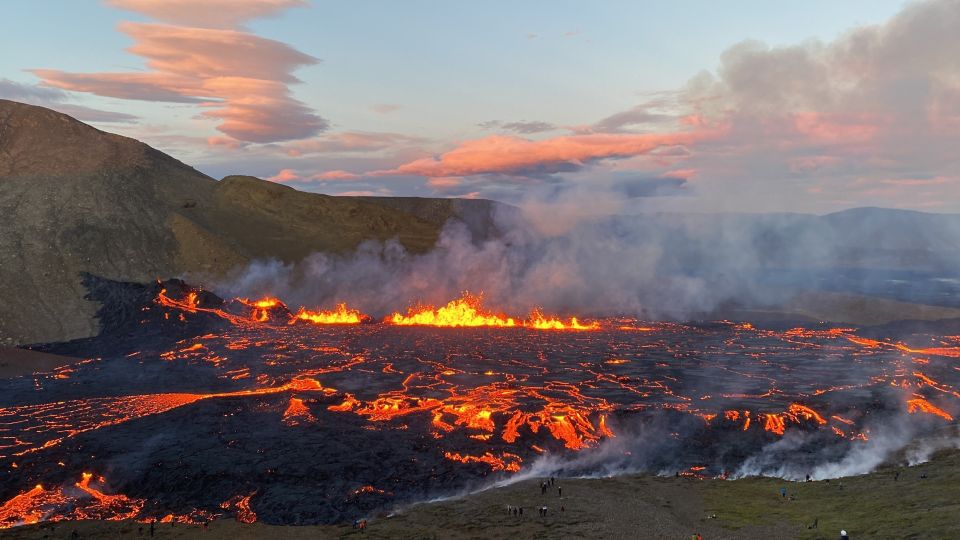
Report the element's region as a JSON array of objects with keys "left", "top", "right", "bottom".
[
  {"left": 505, "top": 504, "right": 563, "bottom": 518},
  {"left": 539, "top": 476, "right": 557, "bottom": 494},
  {"left": 505, "top": 478, "right": 567, "bottom": 520}
]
